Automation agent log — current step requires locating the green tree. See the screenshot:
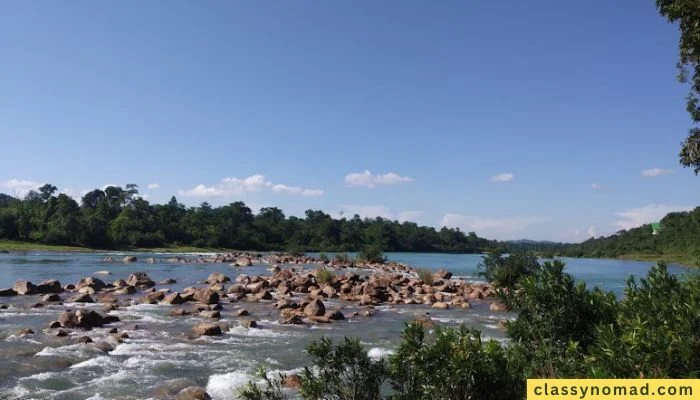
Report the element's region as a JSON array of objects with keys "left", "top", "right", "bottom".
[{"left": 656, "top": 0, "right": 700, "bottom": 173}]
